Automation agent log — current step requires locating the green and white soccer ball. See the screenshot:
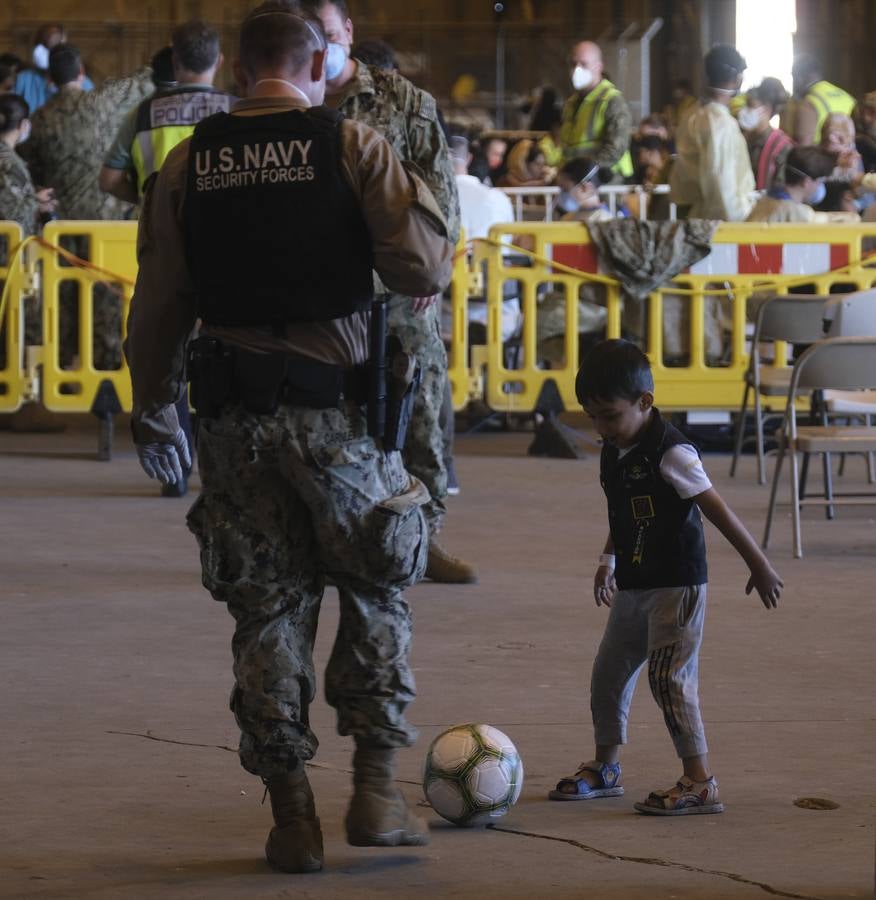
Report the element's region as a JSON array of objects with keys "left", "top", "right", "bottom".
[{"left": 423, "top": 724, "right": 524, "bottom": 826}]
